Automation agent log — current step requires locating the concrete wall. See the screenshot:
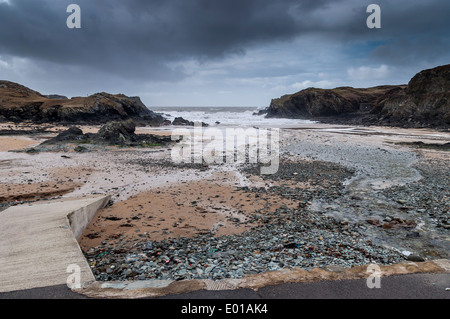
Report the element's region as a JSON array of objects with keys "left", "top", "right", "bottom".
[{"left": 67, "top": 195, "right": 111, "bottom": 240}]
